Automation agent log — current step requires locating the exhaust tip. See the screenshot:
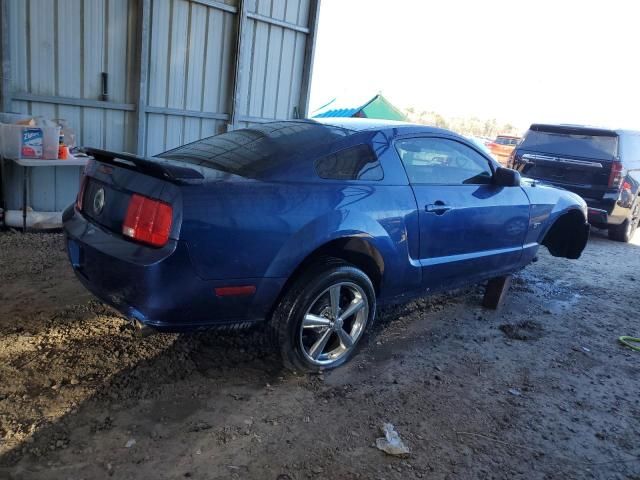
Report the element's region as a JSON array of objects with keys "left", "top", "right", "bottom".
[{"left": 131, "top": 319, "right": 156, "bottom": 338}]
